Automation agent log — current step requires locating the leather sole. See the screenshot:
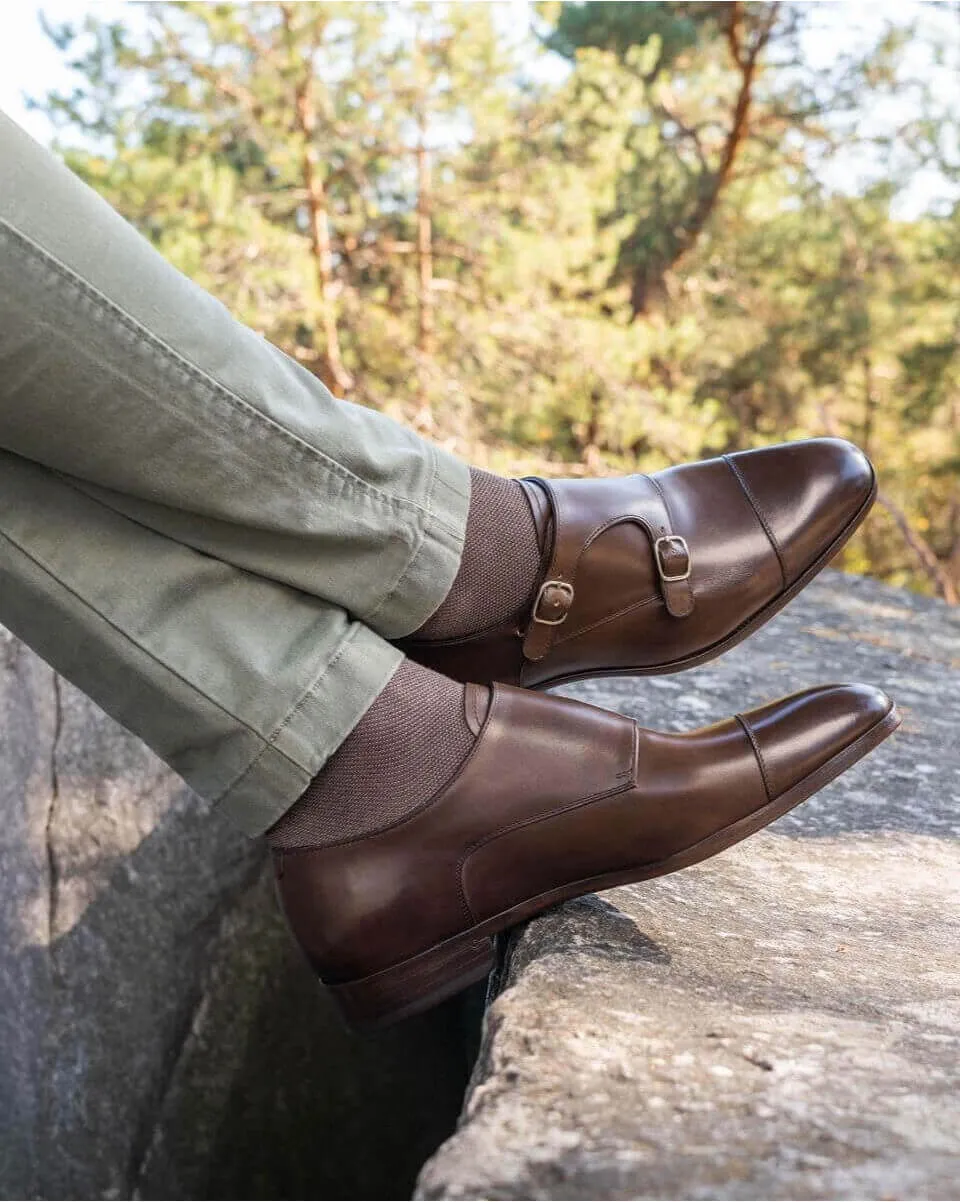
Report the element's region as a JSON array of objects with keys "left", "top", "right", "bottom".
[
  {"left": 327, "top": 698, "right": 901, "bottom": 1030},
  {"left": 530, "top": 468, "right": 877, "bottom": 689}
]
